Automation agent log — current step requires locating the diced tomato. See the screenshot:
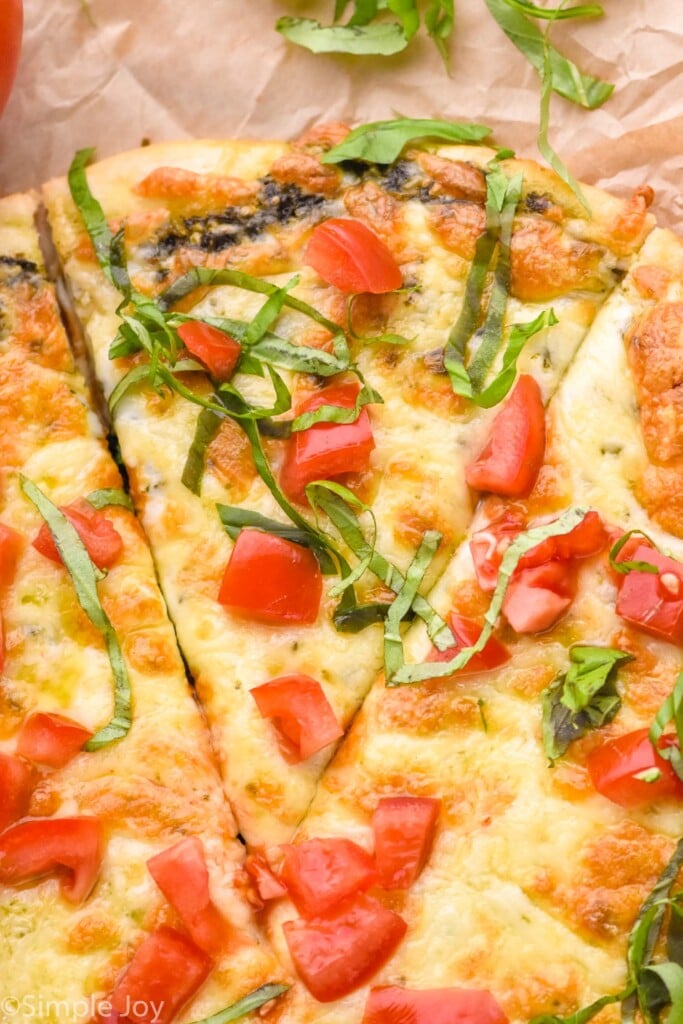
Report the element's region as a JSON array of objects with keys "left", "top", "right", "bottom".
[
  {"left": 283, "top": 893, "right": 407, "bottom": 1002},
  {"left": 109, "top": 926, "right": 212, "bottom": 1024},
  {"left": 616, "top": 545, "right": 683, "bottom": 644},
  {"left": 502, "top": 560, "right": 575, "bottom": 634},
  {"left": 470, "top": 510, "right": 525, "bottom": 593},
  {"left": 16, "top": 712, "right": 93, "bottom": 768},
  {"left": 519, "top": 510, "right": 608, "bottom": 569},
  {"left": 0, "top": 522, "right": 22, "bottom": 591},
  {"left": 587, "top": 730, "right": 683, "bottom": 808},
  {"left": 279, "top": 382, "right": 375, "bottom": 504},
  {"left": 427, "top": 613, "right": 510, "bottom": 676},
  {"left": 373, "top": 796, "right": 441, "bottom": 890},
  {"left": 0, "top": 753, "right": 34, "bottom": 833},
  {"left": 219, "top": 530, "right": 322, "bottom": 625},
  {"left": 177, "top": 321, "right": 241, "bottom": 381},
  {"left": 0, "top": 817, "right": 104, "bottom": 903},
  {"left": 147, "top": 837, "right": 230, "bottom": 955},
  {"left": 465, "top": 376, "right": 546, "bottom": 498},
  {"left": 245, "top": 853, "right": 287, "bottom": 902},
  {"left": 280, "top": 838, "right": 376, "bottom": 918},
  {"left": 33, "top": 500, "right": 123, "bottom": 571},
  {"left": 251, "top": 674, "right": 343, "bottom": 762},
  {"left": 363, "top": 986, "right": 509, "bottom": 1024},
  {"left": 305, "top": 218, "right": 402, "bottom": 295}
]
